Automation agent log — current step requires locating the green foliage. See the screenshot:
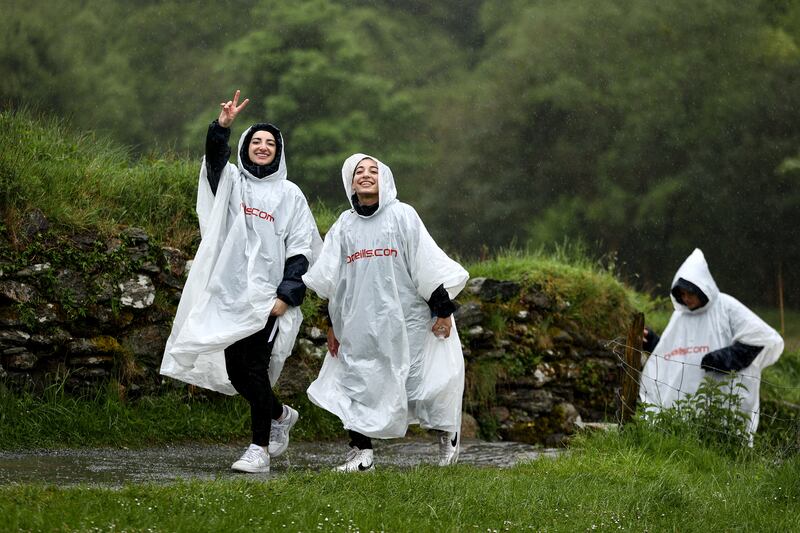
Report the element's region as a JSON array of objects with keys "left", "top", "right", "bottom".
[
  {"left": 0, "top": 108, "right": 198, "bottom": 247},
  {"left": 466, "top": 244, "right": 635, "bottom": 339},
  {"left": 638, "top": 376, "right": 751, "bottom": 457}
]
